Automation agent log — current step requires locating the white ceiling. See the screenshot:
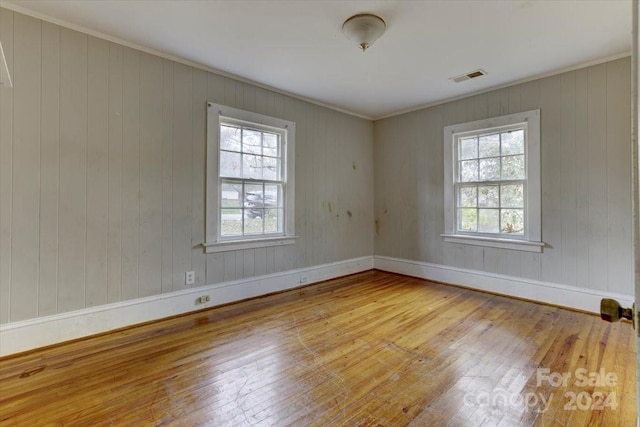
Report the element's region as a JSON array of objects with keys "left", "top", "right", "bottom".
[{"left": 5, "top": 0, "right": 632, "bottom": 120}]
